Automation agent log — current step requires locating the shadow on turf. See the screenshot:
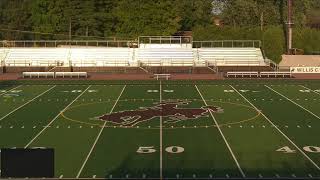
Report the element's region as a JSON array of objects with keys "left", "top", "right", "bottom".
[{"left": 101, "top": 156, "right": 319, "bottom": 180}]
